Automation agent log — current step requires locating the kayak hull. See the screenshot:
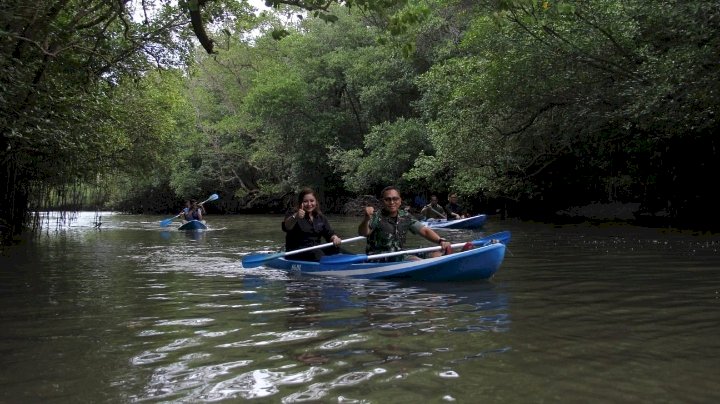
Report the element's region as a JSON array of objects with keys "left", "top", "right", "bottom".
[
  {"left": 264, "top": 242, "right": 506, "bottom": 281},
  {"left": 178, "top": 220, "right": 207, "bottom": 230},
  {"left": 421, "top": 214, "right": 487, "bottom": 230}
]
